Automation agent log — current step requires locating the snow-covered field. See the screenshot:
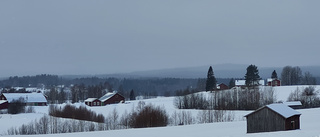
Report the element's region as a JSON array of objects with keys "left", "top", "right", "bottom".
[
  {"left": 274, "top": 85, "right": 320, "bottom": 102},
  {"left": 0, "top": 85, "right": 320, "bottom": 137}
]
